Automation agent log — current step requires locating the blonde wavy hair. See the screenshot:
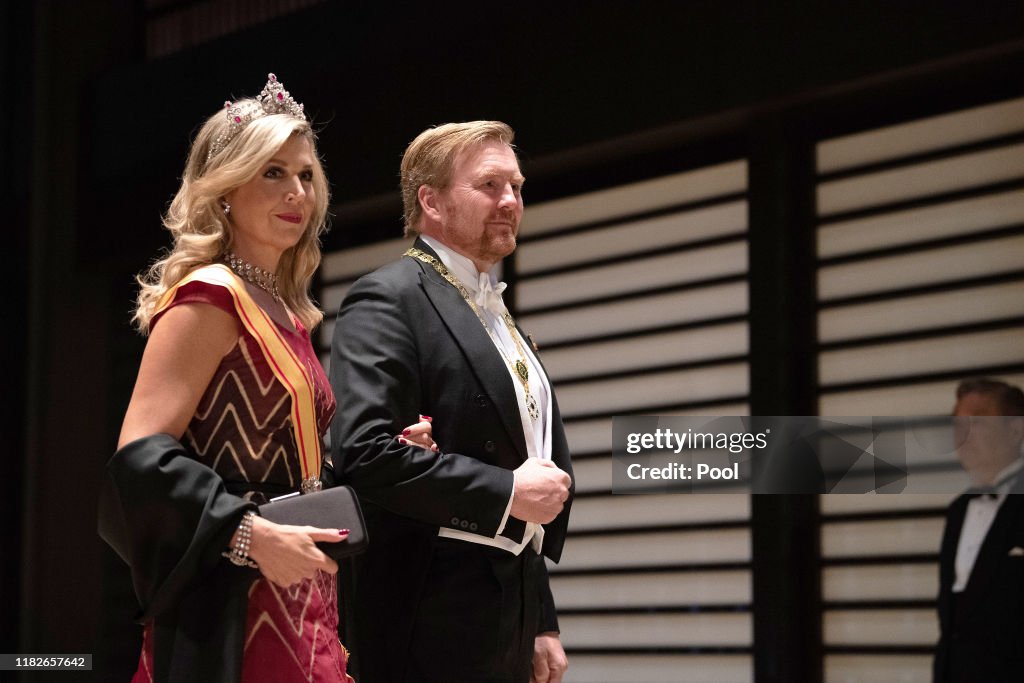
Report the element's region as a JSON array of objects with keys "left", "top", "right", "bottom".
[{"left": 133, "top": 101, "right": 330, "bottom": 334}]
